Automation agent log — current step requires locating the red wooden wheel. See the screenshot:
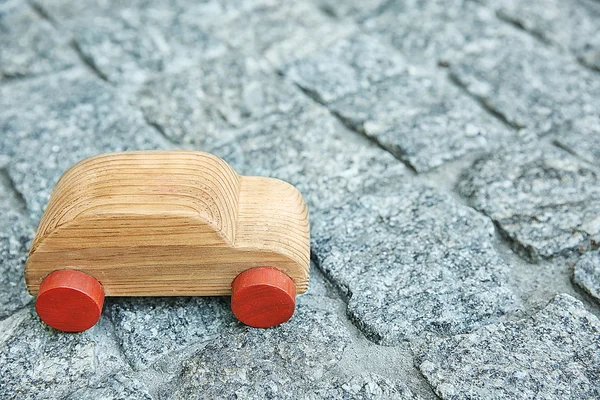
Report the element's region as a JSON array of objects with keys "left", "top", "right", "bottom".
[
  {"left": 35, "top": 269, "right": 105, "bottom": 332},
  {"left": 231, "top": 267, "right": 296, "bottom": 328}
]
